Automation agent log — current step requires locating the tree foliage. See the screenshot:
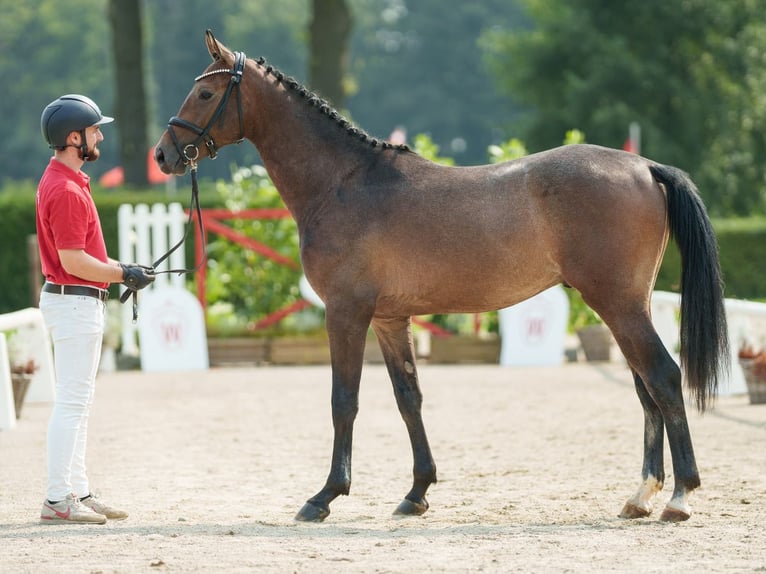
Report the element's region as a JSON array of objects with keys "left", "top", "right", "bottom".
[
  {"left": 482, "top": 0, "right": 766, "bottom": 215},
  {"left": 0, "top": 0, "right": 116, "bottom": 184},
  {"left": 0, "top": 0, "right": 524, "bottom": 185},
  {"left": 348, "top": 0, "right": 526, "bottom": 164}
]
